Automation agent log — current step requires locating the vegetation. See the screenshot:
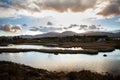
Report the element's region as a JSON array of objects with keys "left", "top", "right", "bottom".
[
  {"left": 0, "top": 36, "right": 120, "bottom": 80},
  {"left": 0, "top": 48, "right": 98, "bottom": 54},
  {"left": 37, "top": 35, "right": 109, "bottom": 43},
  {"left": 0, "top": 61, "right": 120, "bottom": 80},
  {"left": 0, "top": 35, "right": 114, "bottom": 45},
  {"left": 0, "top": 35, "right": 119, "bottom": 54}
]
